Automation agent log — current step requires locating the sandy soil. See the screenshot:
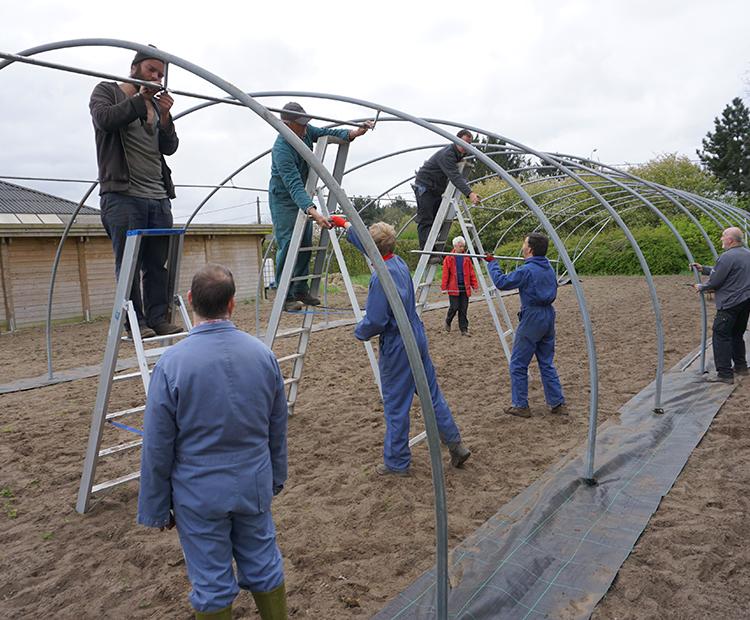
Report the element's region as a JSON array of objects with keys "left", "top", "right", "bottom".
[{"left": 0, "top": 275, "right": 747, "bottom": 618}]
